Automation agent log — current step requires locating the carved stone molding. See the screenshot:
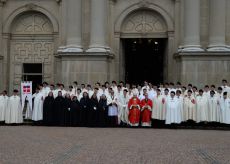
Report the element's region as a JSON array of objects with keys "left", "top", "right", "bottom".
[
  {"left": 25, "top": 3, "right": 38, "bottom": 10},
  {"left": 12, "top": 42, "right": 53, "bottom": 63},
  {"left": 138, "top": 0, "right": 151, "bottom": 8},
  {"left": 12, "top": 13, "right": 53, "bottom": 34},
  {"left": 10, "top": 12, "right": 54, "bottom": 88},
  {"left": 121, "top": 10, "right": 167, "bottom": 34}
]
